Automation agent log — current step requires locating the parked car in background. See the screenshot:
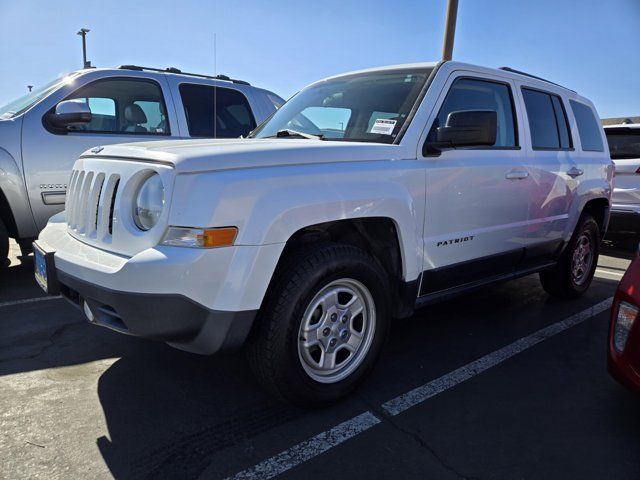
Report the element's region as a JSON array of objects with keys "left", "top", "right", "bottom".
[
  {"left": 608, "top": 253, "right": 640, "bottom": 392},
  {"left": 0, "top": 65, "right": 284, "bottom": 265},
  {"left": 604, "top": 124, "right": 640, "bottom": 240},
  {"left": 35, "top": 61, "right": 613, "bottom": 405}
]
